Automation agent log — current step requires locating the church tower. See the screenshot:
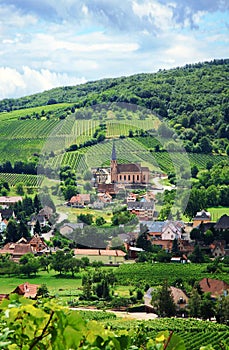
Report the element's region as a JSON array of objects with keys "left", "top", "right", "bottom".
[{"left": 110, "top": 141, "right": 118, "bottom": 183}]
